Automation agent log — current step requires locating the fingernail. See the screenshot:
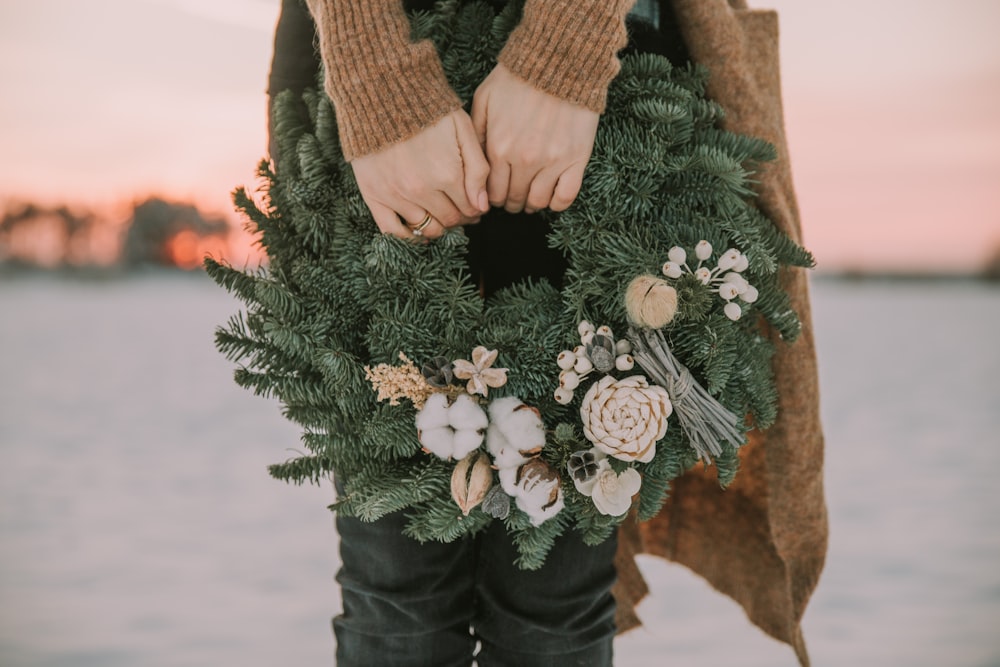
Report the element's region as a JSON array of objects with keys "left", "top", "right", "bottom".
[{"left": 478, "top": 191, "right": 489, "bottom": 212}]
